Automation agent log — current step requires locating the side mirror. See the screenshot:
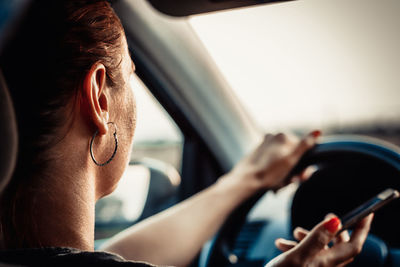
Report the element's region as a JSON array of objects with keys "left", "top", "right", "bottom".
[
  {"left": 95, "top": 158, "right": 181, "bottom": 240},
  {"left": 132, "top": 158, "right": 181, "bottom": 220}
]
